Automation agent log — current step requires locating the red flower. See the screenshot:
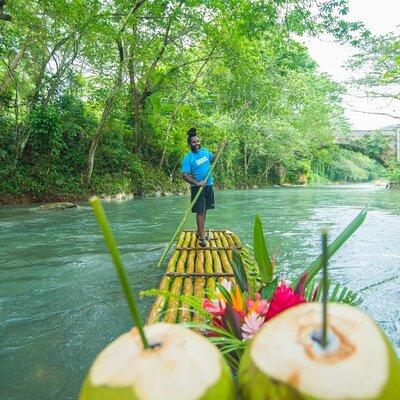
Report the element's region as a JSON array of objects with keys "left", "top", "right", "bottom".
[
  {"left": 266, "top": 282, "right": 305, "bottom": 320},
  {"left": 211, "top": 317, "right": 224, "bottom": 328},
  {"left": 203, "top": 298, "right": 226, "bottom": 317}
]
